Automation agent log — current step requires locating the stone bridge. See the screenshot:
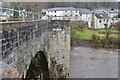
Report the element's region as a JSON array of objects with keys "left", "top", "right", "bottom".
[{"left": 0, "top": 20, "right": 70, "bottom": 79}]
